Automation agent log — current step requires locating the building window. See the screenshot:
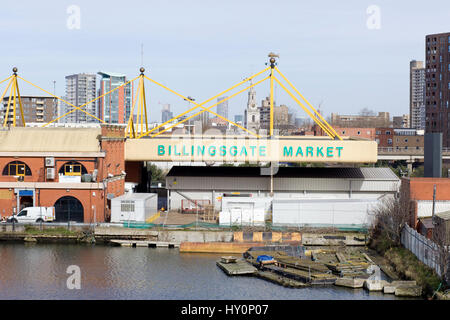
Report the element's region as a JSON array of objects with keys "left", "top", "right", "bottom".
[
  {"left": 387, "top": 139, "right": 392, "bottom": 145},
  {"left": 2, "top": 161, "right": 32, "bottom": 176},
  {"left": 58, "top": 161, "right": 87, "bottom": 176},
  {"left": 386, "top": 131, "right": 391, "bottom": 135}
]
